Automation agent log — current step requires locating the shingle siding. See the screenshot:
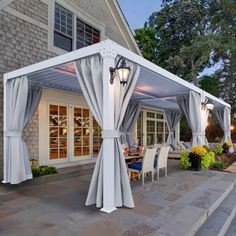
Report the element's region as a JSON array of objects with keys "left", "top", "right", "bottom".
[
  {"left": 0, "top": 0, "right": 132, "bottom": 177},
  {"left": 9, "top": 0, "right": 48, "bottom": 25},
  {"left": 69, "top": 0, "right": 128, "bottom": 48}
]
